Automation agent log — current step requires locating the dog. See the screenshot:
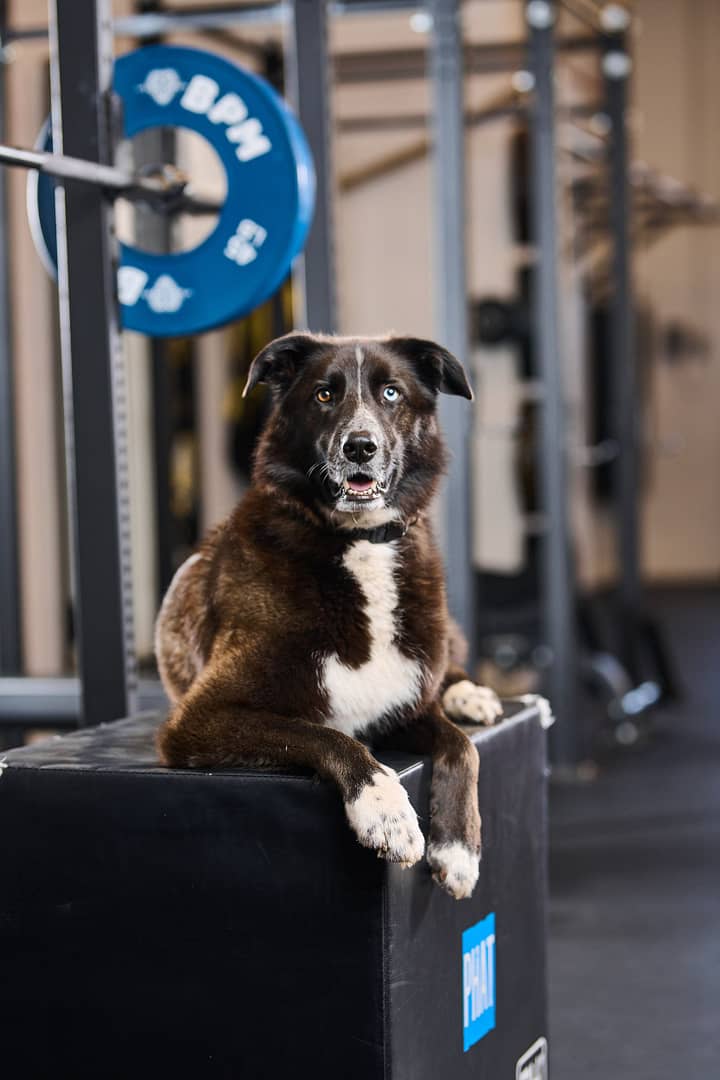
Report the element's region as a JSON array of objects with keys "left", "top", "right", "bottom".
[{"left": 155, "top": 332, "right": 503, "bottom": 899}]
